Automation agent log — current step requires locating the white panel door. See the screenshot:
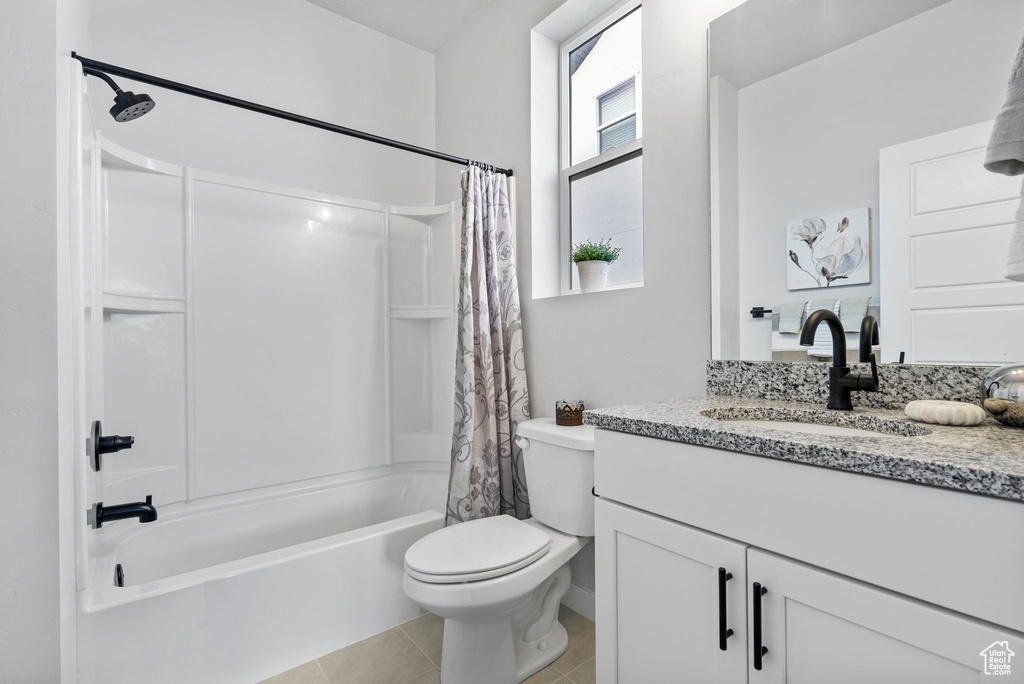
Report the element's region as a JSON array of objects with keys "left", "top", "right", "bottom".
[
  {"left": 595, "top": 499, "right": 748, "bottom": 684},
  {"left": 747, "top": 549, "right": 1024, "bottom": 684},
  {"left": 880, "top": 120, "right": 1024, "bottom": 364}
]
